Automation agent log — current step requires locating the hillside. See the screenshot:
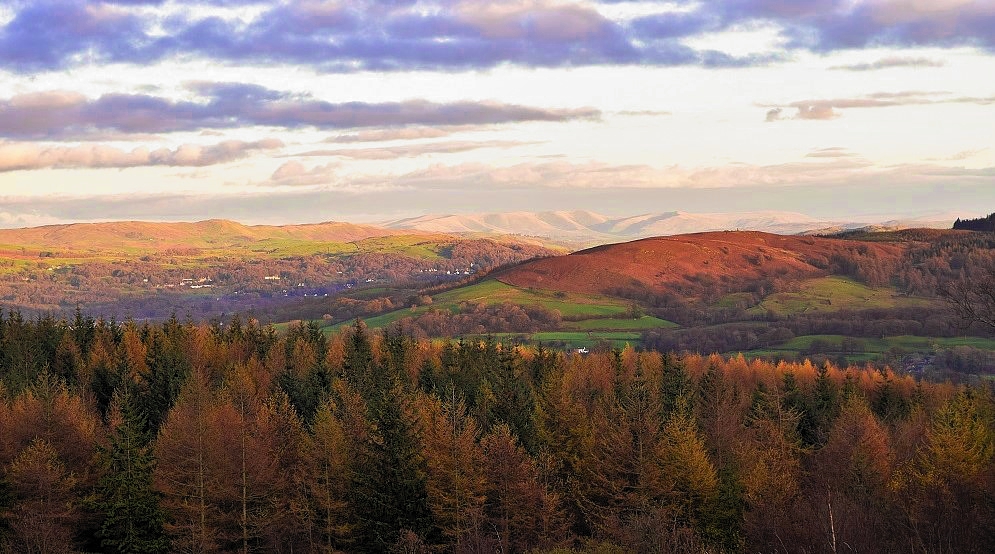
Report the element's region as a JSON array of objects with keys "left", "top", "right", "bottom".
[
  {"left": 0, "top": 219, "right": 411, "bottom": 253},
  {"left": 336, "top": 228, "right": 995, "bottom": 376},
  {"left": 496, "top": 231, "right": 906, "bottom": 295},
  {"left": 0, "top": 219, "right": 558, "bottom": 320}
]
